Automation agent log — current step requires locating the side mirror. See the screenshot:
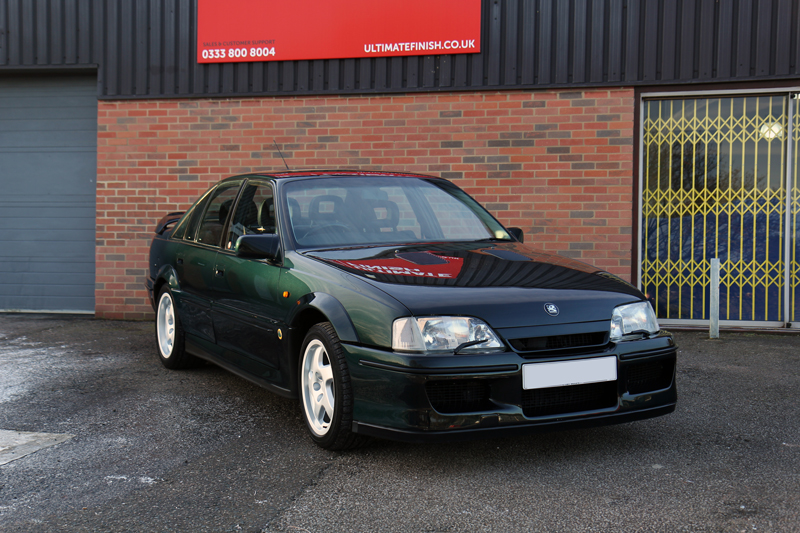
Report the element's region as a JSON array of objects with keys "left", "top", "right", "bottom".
[
  {"left": 235, "top": 234, "right": 281, "bottom": 261},
  {"left": 507, "top": 227, "right": 524, "bottom": 243}
]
